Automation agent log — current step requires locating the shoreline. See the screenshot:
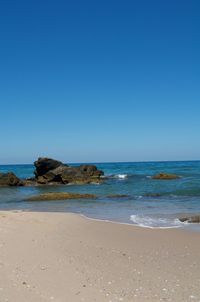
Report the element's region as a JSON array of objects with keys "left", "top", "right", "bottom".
[
  {"left": 0, "top": 210, "right": 200, "bottom": 301},
  {"left": 6, "top": 209, "right": 200, "bottom": 232},
  {"left": 79, "top": 213, "right": 185, "bottom": 230}
]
